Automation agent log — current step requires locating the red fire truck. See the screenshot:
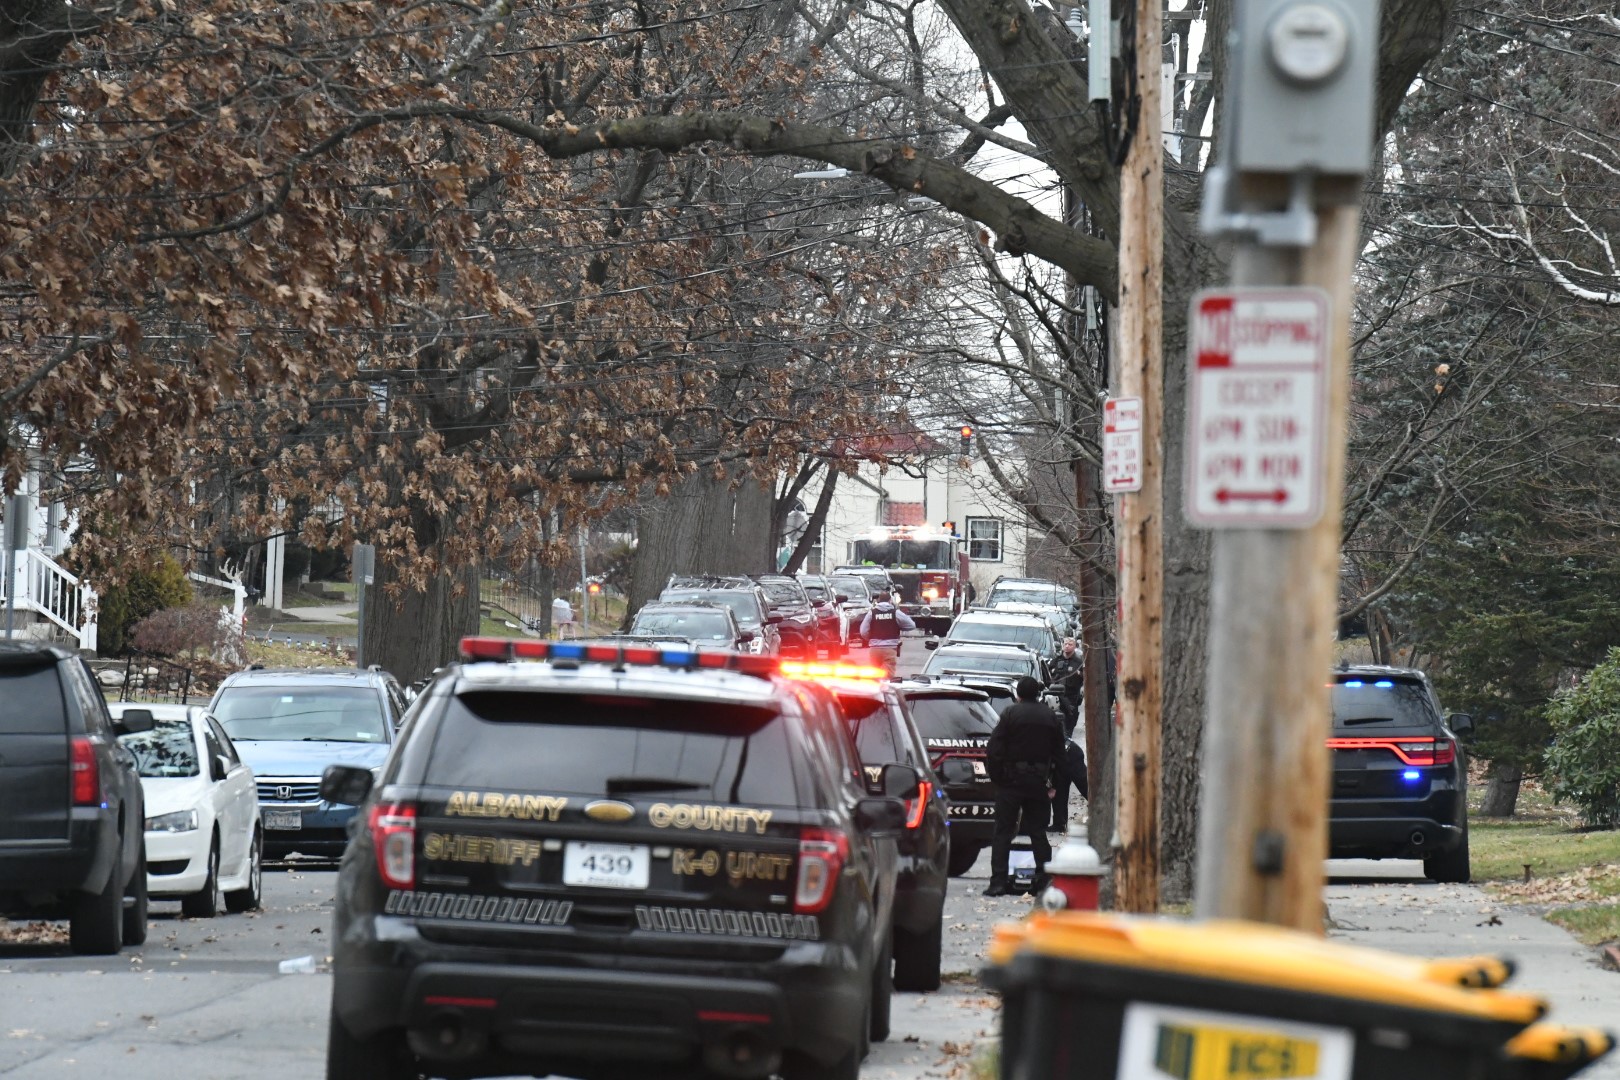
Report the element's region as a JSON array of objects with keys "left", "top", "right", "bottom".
[{"left": 846, "top": 524, "right": 971, "bottom": 636}]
